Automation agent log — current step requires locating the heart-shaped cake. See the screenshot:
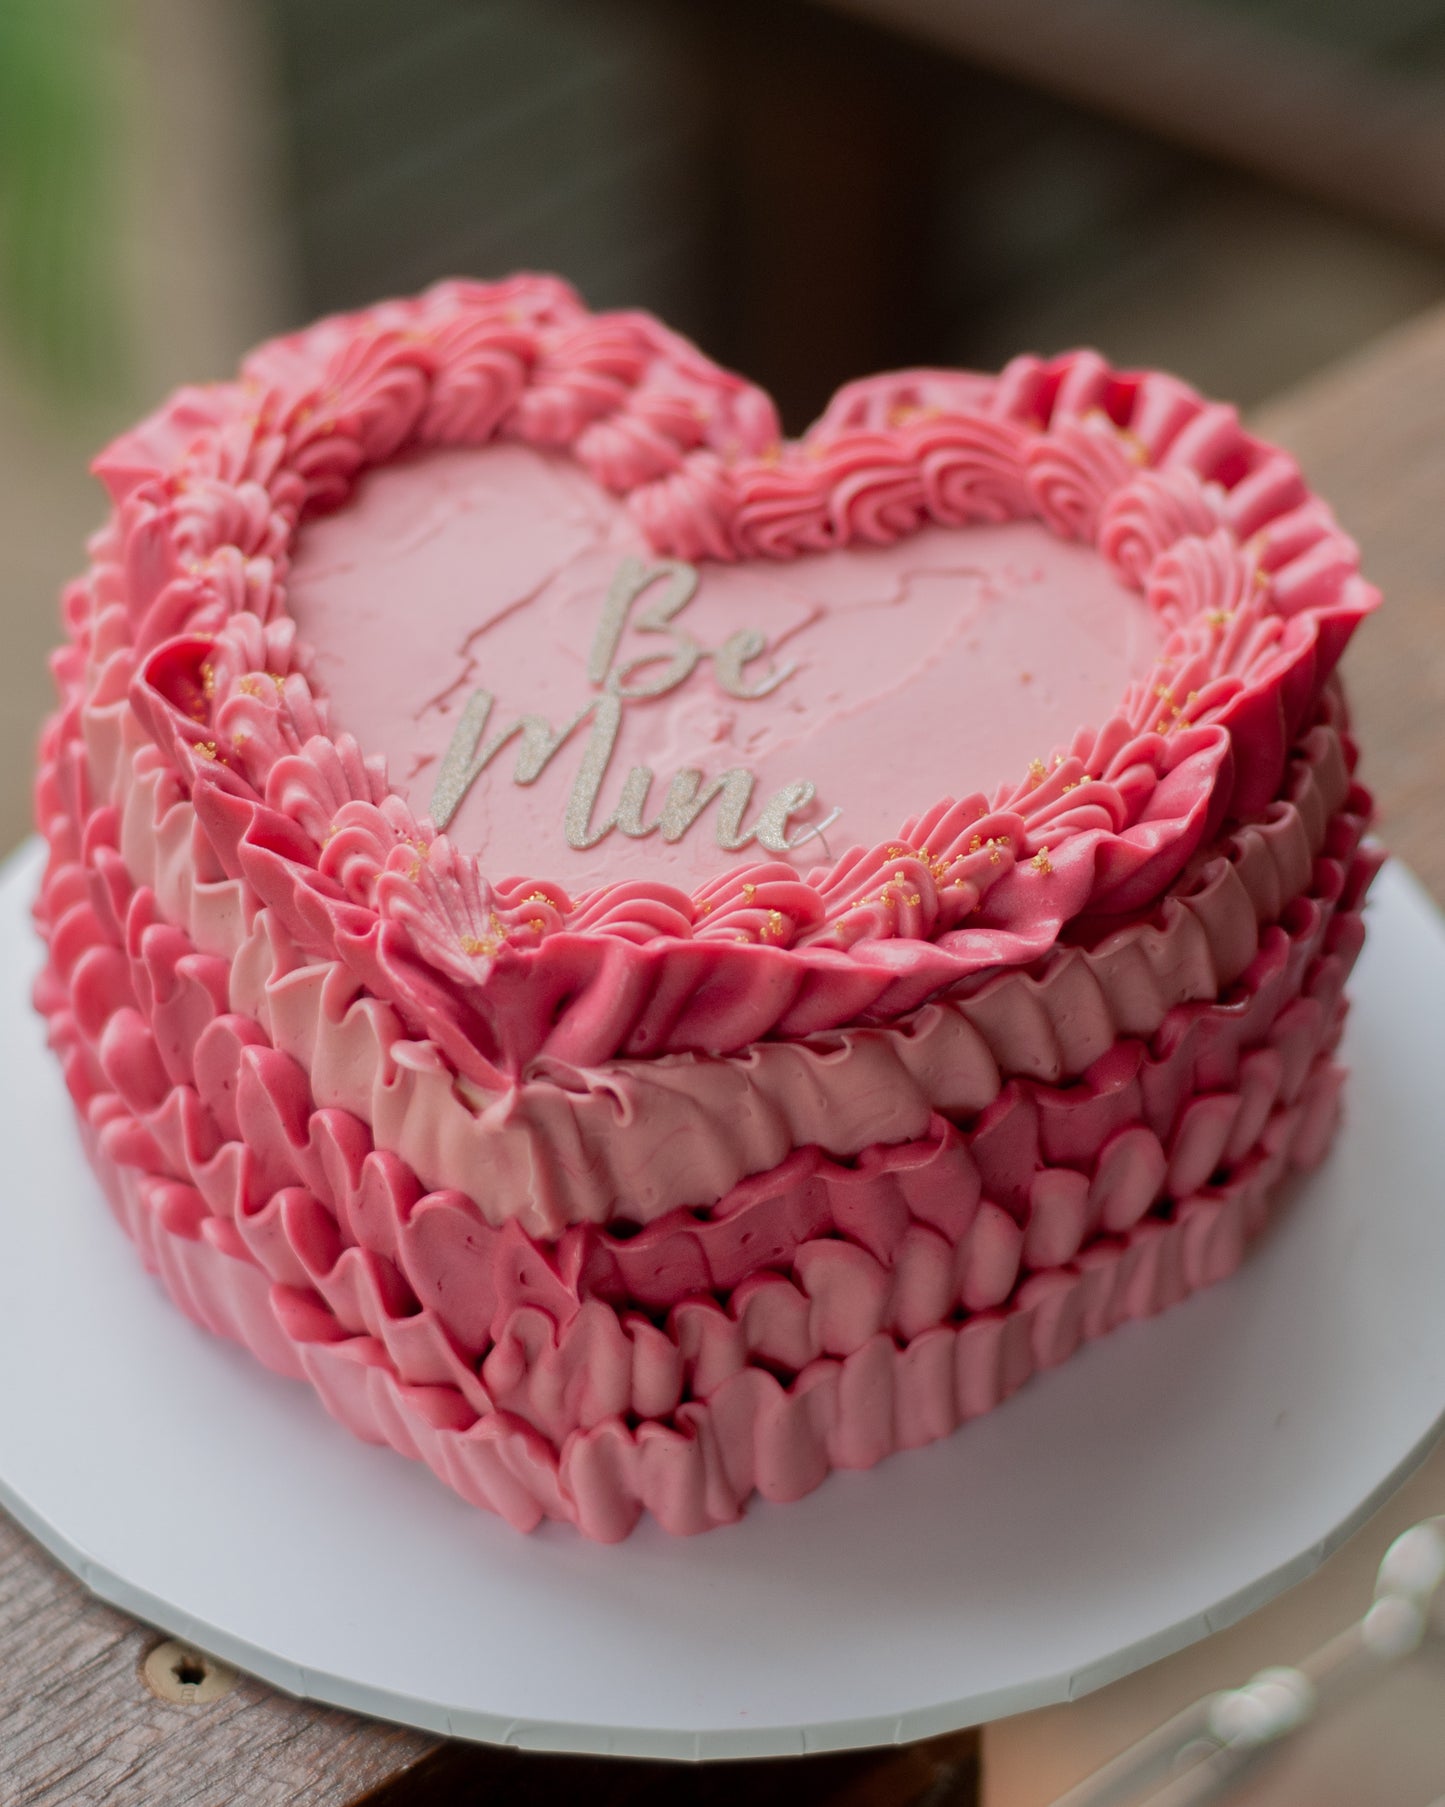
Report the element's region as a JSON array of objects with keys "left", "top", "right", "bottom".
[{"left": 35, "top": 276, "right": 1380, "bottom": 1540}]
